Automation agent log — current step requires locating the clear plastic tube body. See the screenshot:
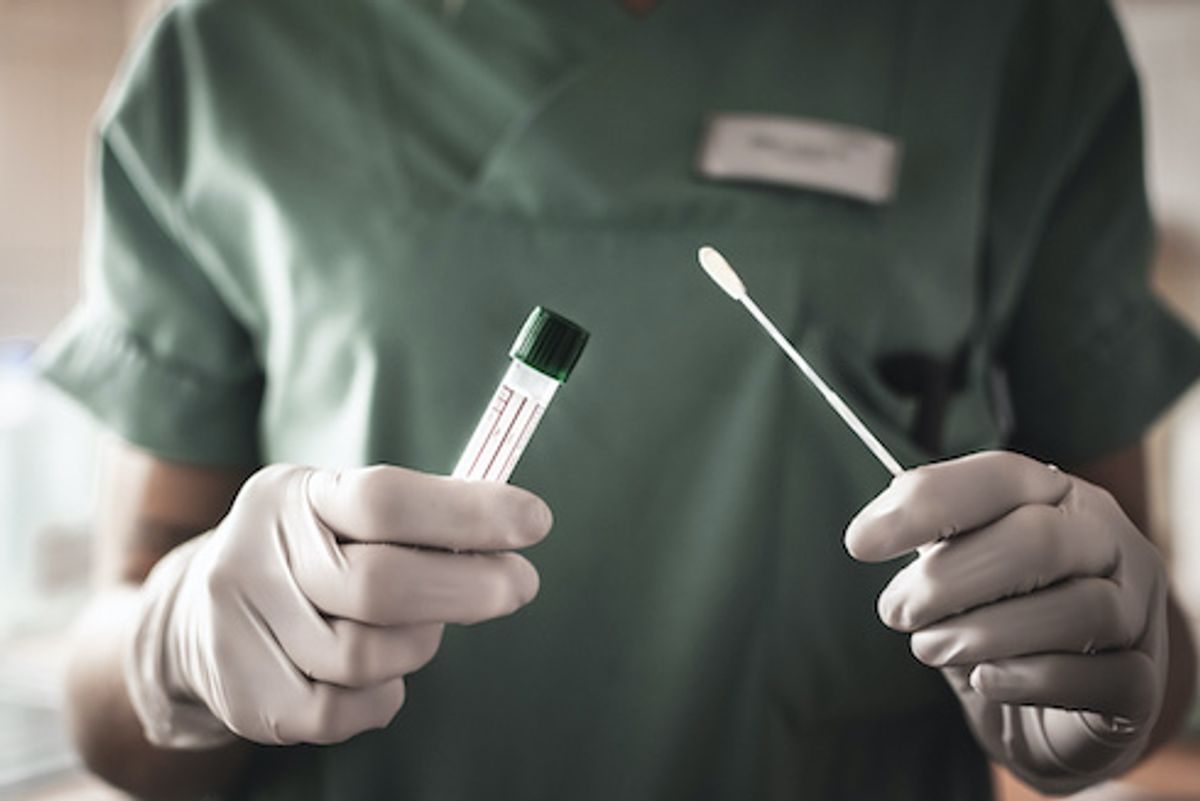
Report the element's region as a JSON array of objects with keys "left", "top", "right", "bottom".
[{"left": 452, "top": 359, "right": 561, "bottom": 483}]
